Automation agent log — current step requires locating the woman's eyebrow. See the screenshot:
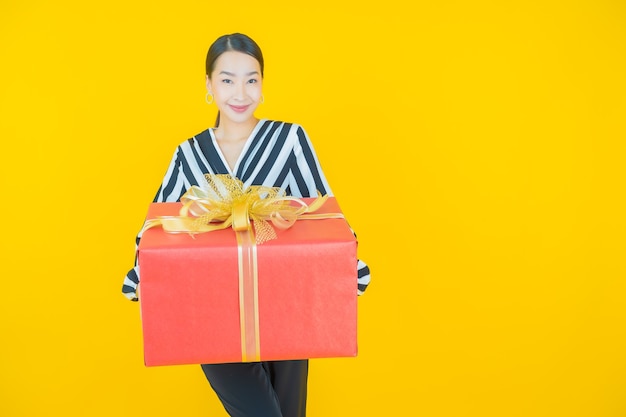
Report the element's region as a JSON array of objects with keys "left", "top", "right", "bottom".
[{"left": 219, "top": 70, "right": 259, "bottom": 76}]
